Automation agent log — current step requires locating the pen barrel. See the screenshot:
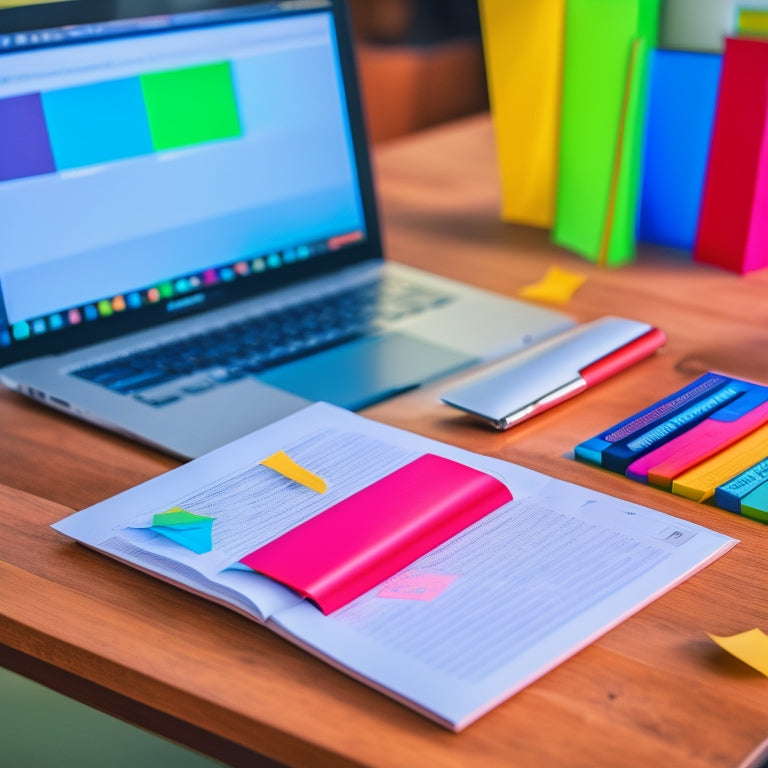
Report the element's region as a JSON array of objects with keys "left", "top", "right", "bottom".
[{"left": 581, "top": 328, "right": 667, "bottom": 387}]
